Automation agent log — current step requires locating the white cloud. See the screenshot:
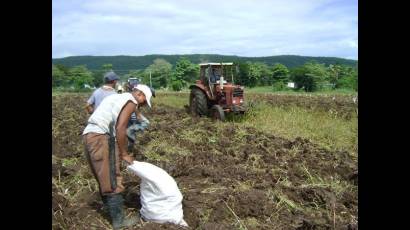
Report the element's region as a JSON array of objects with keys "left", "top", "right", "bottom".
[{"left": 52, "top": 0, "right": 358, "bottom": 59}]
